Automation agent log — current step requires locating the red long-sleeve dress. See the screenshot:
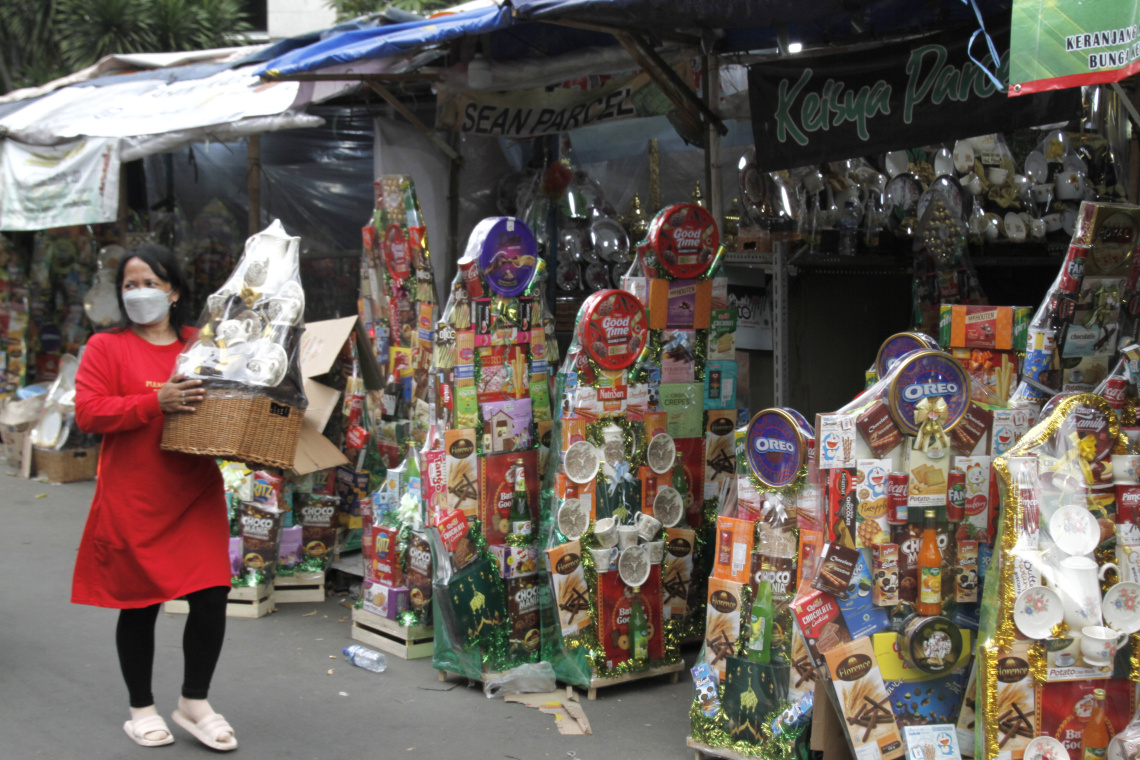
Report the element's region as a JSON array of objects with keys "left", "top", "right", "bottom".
[{"left": 71, "top": 328, "right": 231, "bottom": 609}]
